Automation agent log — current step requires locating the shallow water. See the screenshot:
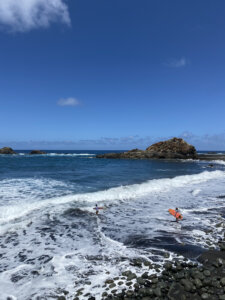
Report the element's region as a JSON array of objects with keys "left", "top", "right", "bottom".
[{"left": 0, "top": 151, "right": 225, "bottom": 299}]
